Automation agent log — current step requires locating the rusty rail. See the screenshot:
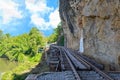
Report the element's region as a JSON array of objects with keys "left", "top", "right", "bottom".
[
  {"left": 51, "top": 45, "right": 114, "bottom": 80},
  {"left": 64, "top": 48, "right": 91, "bottom": 70},
  {"left": 61, "top": 47, "right": 81, "bottom": 80},
  {"left": 69, "top": 49, "right": 114, "bottom": 80}
]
